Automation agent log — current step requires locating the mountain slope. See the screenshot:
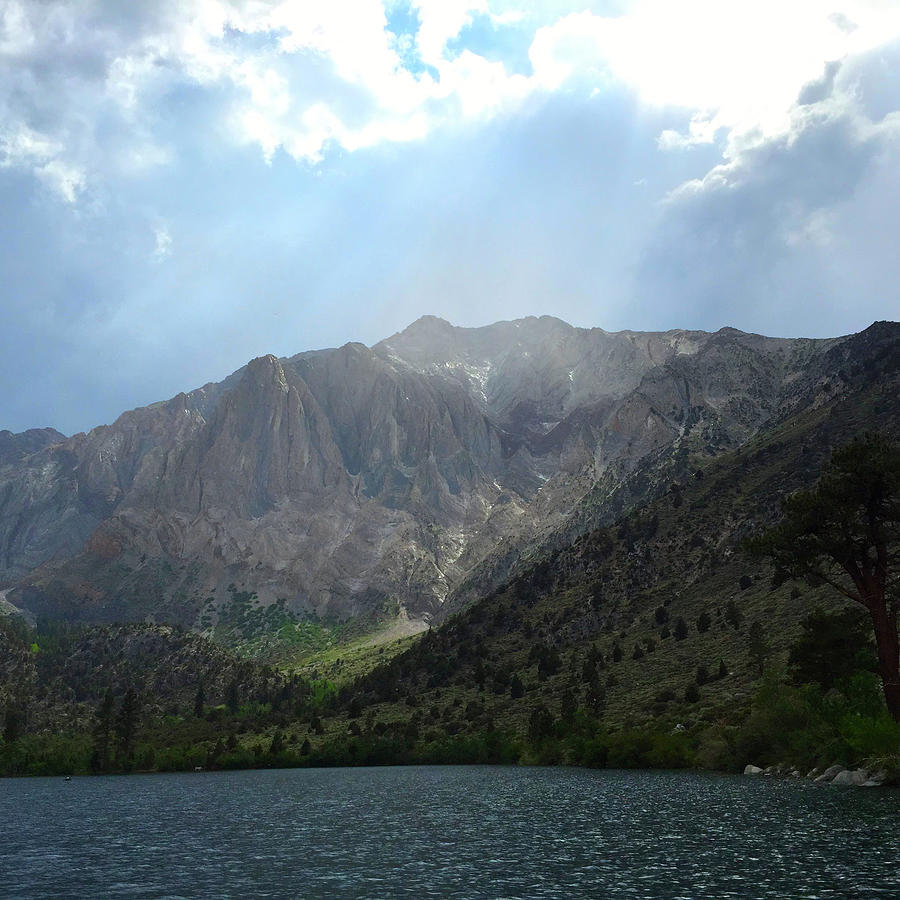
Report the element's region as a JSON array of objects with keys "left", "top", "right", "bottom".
[
  {"left": 0, "top": 317, "right": 882, "bottom": 637},
  {"left": 321, "top": 345, "right": 900, "bottom": 747}
]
